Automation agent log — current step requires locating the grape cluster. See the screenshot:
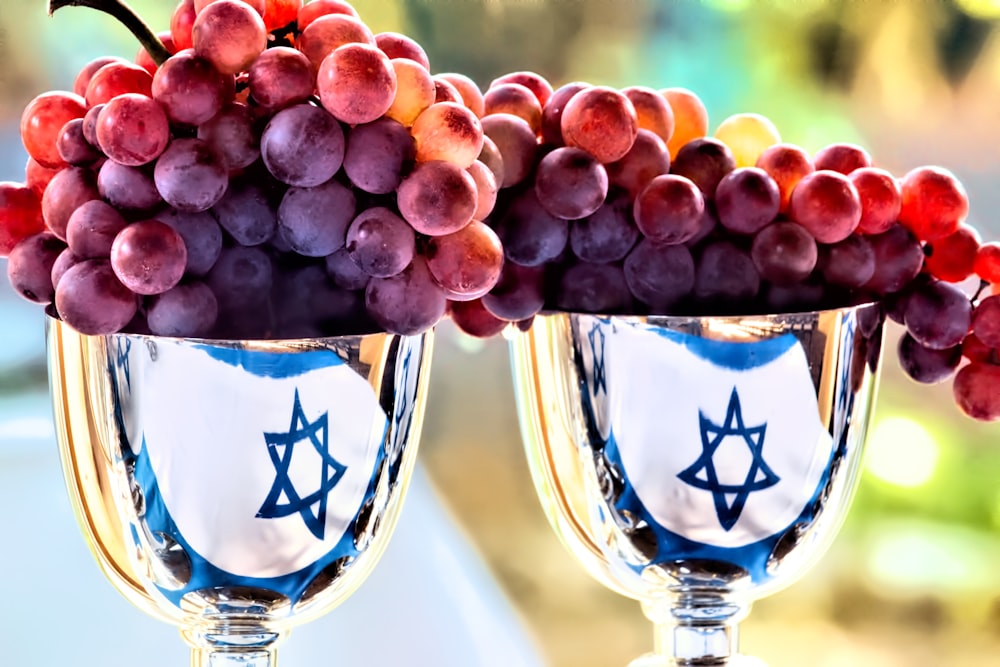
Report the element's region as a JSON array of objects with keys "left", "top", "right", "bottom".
[{"left": 1, "top": 0, "right": 998, "bottom": 421}]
